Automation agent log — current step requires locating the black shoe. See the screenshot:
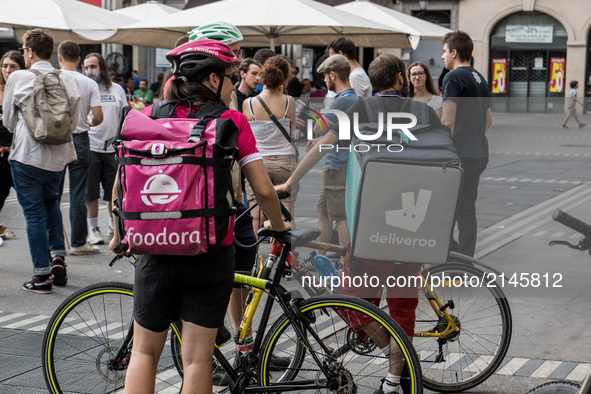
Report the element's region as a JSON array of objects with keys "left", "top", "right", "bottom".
[
  {"left": 268, "top": 355, "right": 290, "bottom": 371},
  {"left": 579, "top": 123, "right": 587, "bottom": 128},
  {"left": 22, "top": 275, "right": 52, "bottom": 294},
  {"left": 51, "top": 256, "right": 68, "bottom": 286}
]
